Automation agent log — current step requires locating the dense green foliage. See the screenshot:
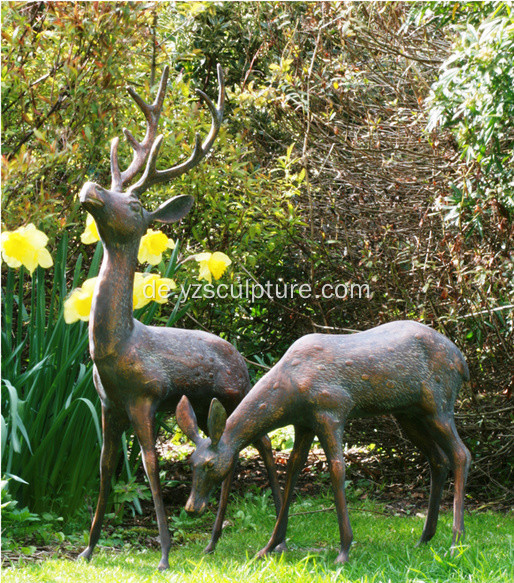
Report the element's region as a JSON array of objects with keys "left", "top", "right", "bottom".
[
  {"left": 1, "top": 0, "right": 512, "bottom": 535},
  {"left": 426, "top": 3, "right": 514, "bottom": 223},
  {"left": 1, "top": 3, "right": 152, "bottom": 234}
]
